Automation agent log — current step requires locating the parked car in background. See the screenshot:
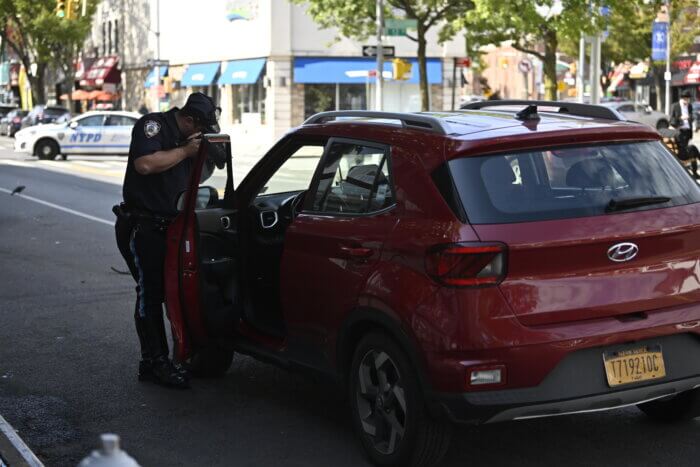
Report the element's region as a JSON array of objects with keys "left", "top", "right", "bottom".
[
  {"left": 20, "top": 105, "right": 71, "bottom": 129},
  {"left": 0, "top": 109, "right": 29, "bottom": 137},
  {"left": 601, "top": 101, "right": 669, "bottom": 130},
  {"left": 14, "top": 110, "right": 140, "bottom": 160},
  {"left": 0, "top": 104, "right": 17, "bottom": 121}
]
